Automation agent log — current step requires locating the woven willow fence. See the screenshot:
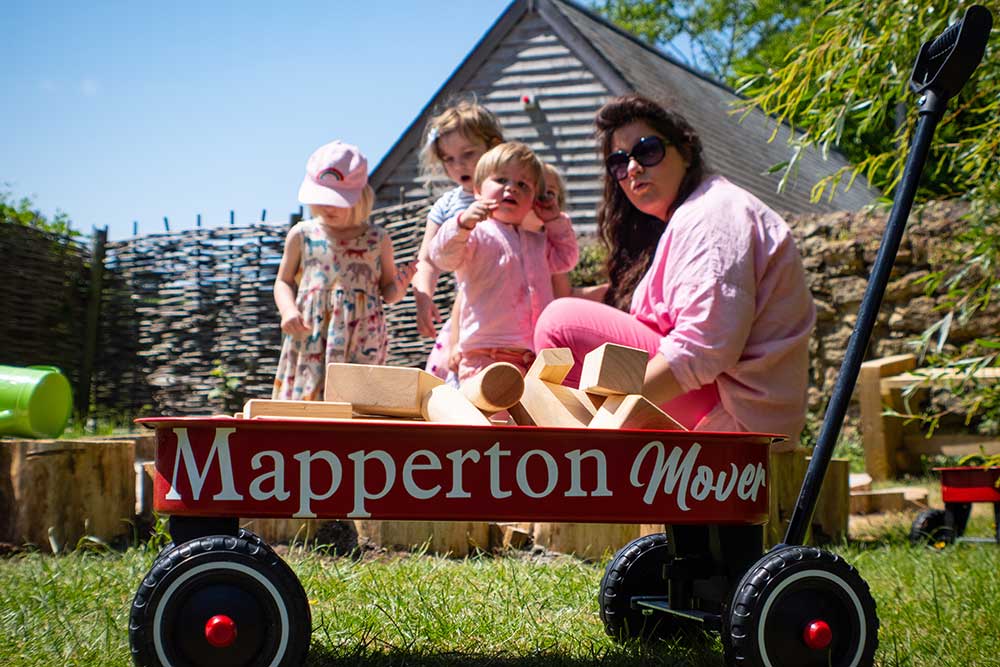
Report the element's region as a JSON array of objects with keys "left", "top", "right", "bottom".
[{"left": 2, "top": 198, "right": 452, "bottom": 417}]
